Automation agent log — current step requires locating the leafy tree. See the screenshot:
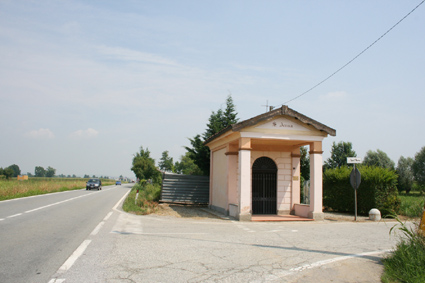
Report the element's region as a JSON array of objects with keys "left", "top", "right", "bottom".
[
  {"left": 174, "top": 152, "right": 203, "bottom": 175},
  {"left": 324, "top": 141, "right": 357, "bottom": 169},
  {"left": 0, "top": 167, "right": 14, "bottom": 179},
  {"left": 84, "top": 174, "right": 90, "bottom": 178},
  {"left": 204, "top": 109, "right": 225, "bottom": 139},
  {"left": 72, "top": 174, "right": 77, "bottom": 178},
  {"left": 34, "top": 166, "right": 46, "bottom": 177},
  {"left": 396, "top": 156, "right": 414, "bottom": 193},
  {"left": 412, "top": 146, "right": 425, "bottom": 193},
  {"left": 300, "top": 146, "right": 310, "bottom": 181},
  {"left": 131, "top": 146, "right": 161, "bottom": 183},
  {"left": 185, "top": 135, "right": 211, "bottom": 176},
  {"left": 223, "top": 94, "right": 239, "bottom": 128},
  {"left": 27, "top": 172, "right": 33, "bottom": 177},
  {"left": 7, "top": 164, "right": 21, "bottom": 177},
  {"left": 186, "top": 95, "right": 239, "bottom": 175},
  {"left": 159, "top": 151, "right": 174, "bottom": 172},
  {"left": 45, "top": 166, "right": 56, "bottom": 177},
  {"left": 363, "top": 149, "right": 395, "bottom": 170}
]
